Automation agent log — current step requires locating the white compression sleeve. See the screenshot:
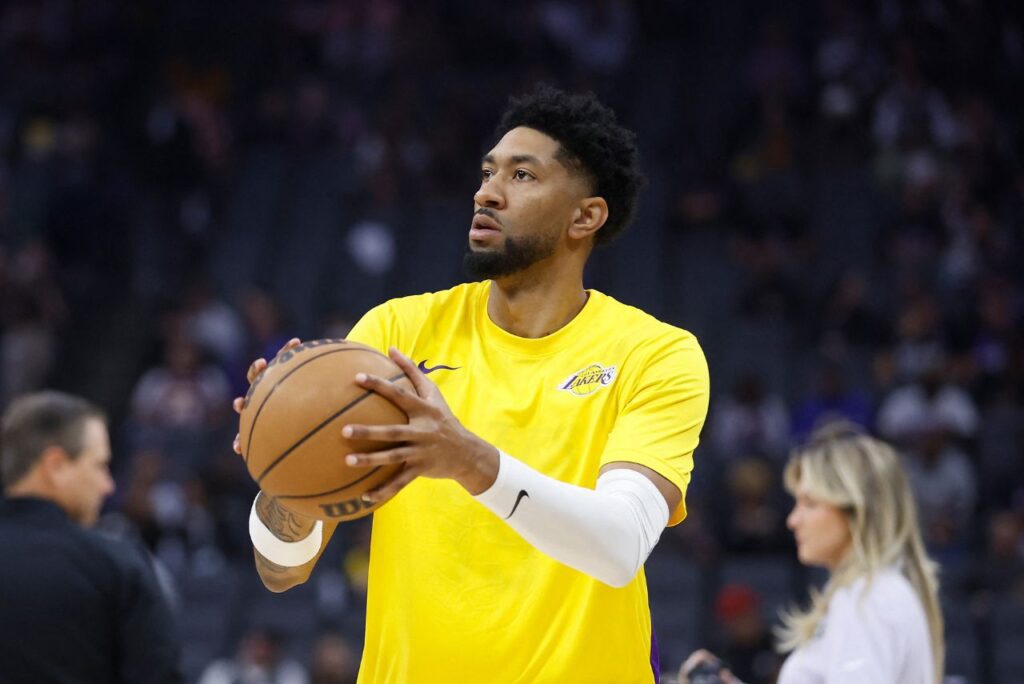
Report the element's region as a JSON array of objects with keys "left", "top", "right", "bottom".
[{"left": 473, "top": 451, "right": 671, "bottom": 587}]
